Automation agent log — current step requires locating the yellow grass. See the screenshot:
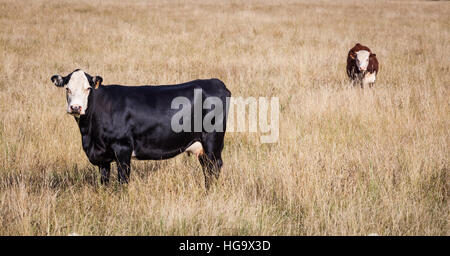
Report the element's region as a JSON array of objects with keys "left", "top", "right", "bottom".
[{"left": 0, "top": 0, "right": 448, "bottom": 235}]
